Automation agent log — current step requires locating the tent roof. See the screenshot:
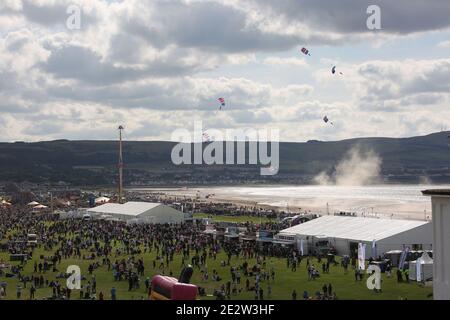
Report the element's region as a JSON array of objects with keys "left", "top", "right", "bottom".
[
  {"left": 87, "top": 201, "right": 162, "bottom": 216},
  {"left": 419, "top": 251, "right": 433, "bottom": 264},
  {"left": 280, "top": 215, "right": 429, "bottom": 242},
  {"left": 95, "top": 196, "right": 110, "bottom": 203},
  {"left": 33, "top": 204, "right": 48, "bottom": 209}
]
